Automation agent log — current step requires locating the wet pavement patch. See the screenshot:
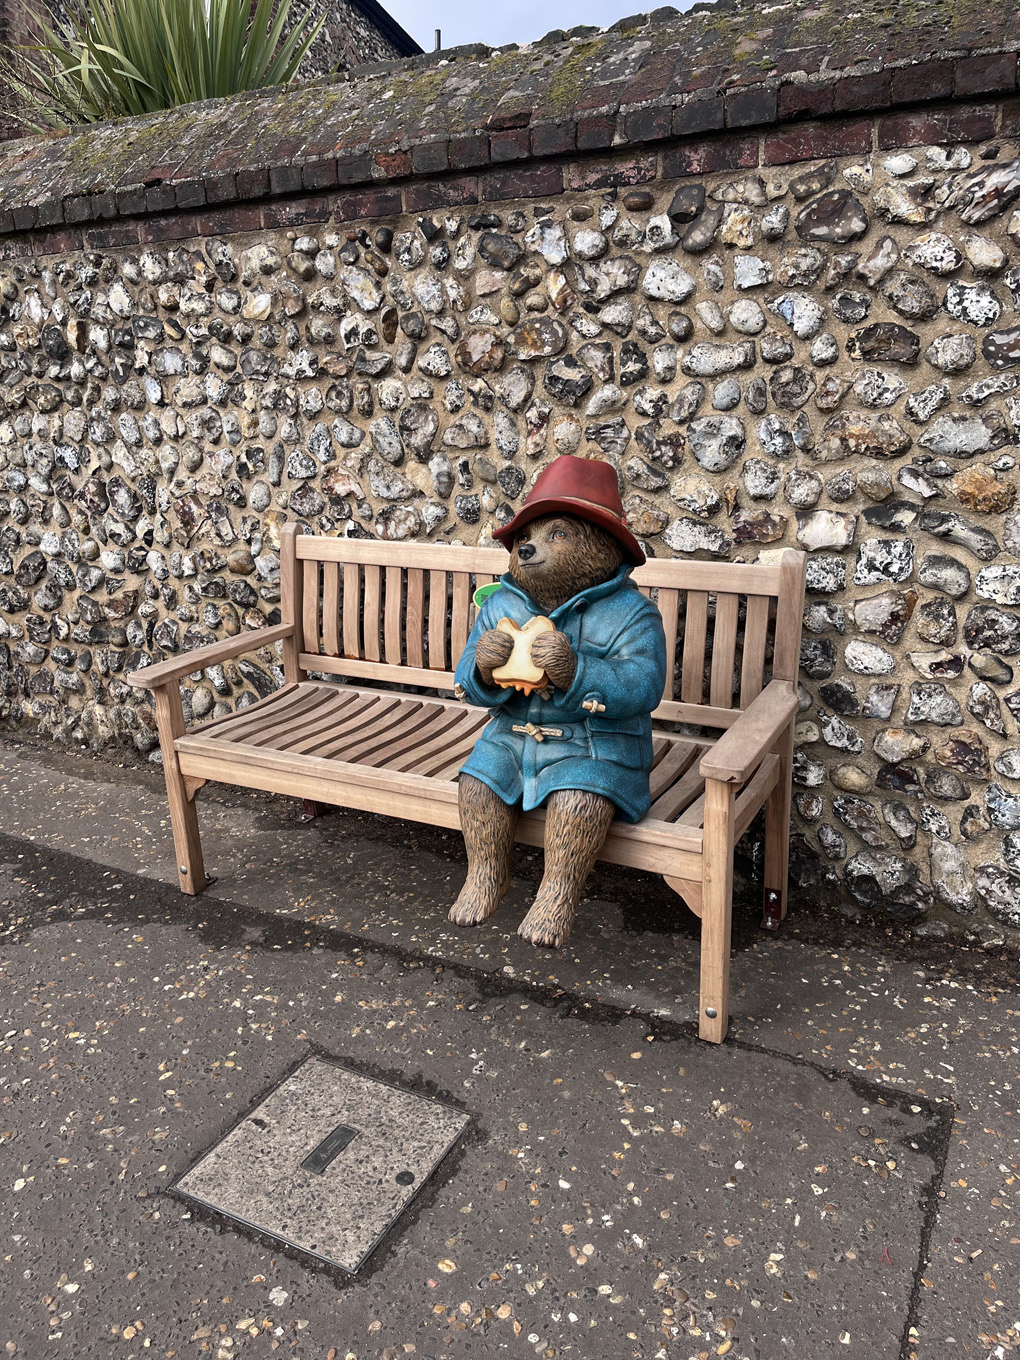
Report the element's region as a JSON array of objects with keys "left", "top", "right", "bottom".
[{"left": 174, "top": 1057, "right": 469, "bottom": 1272}]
